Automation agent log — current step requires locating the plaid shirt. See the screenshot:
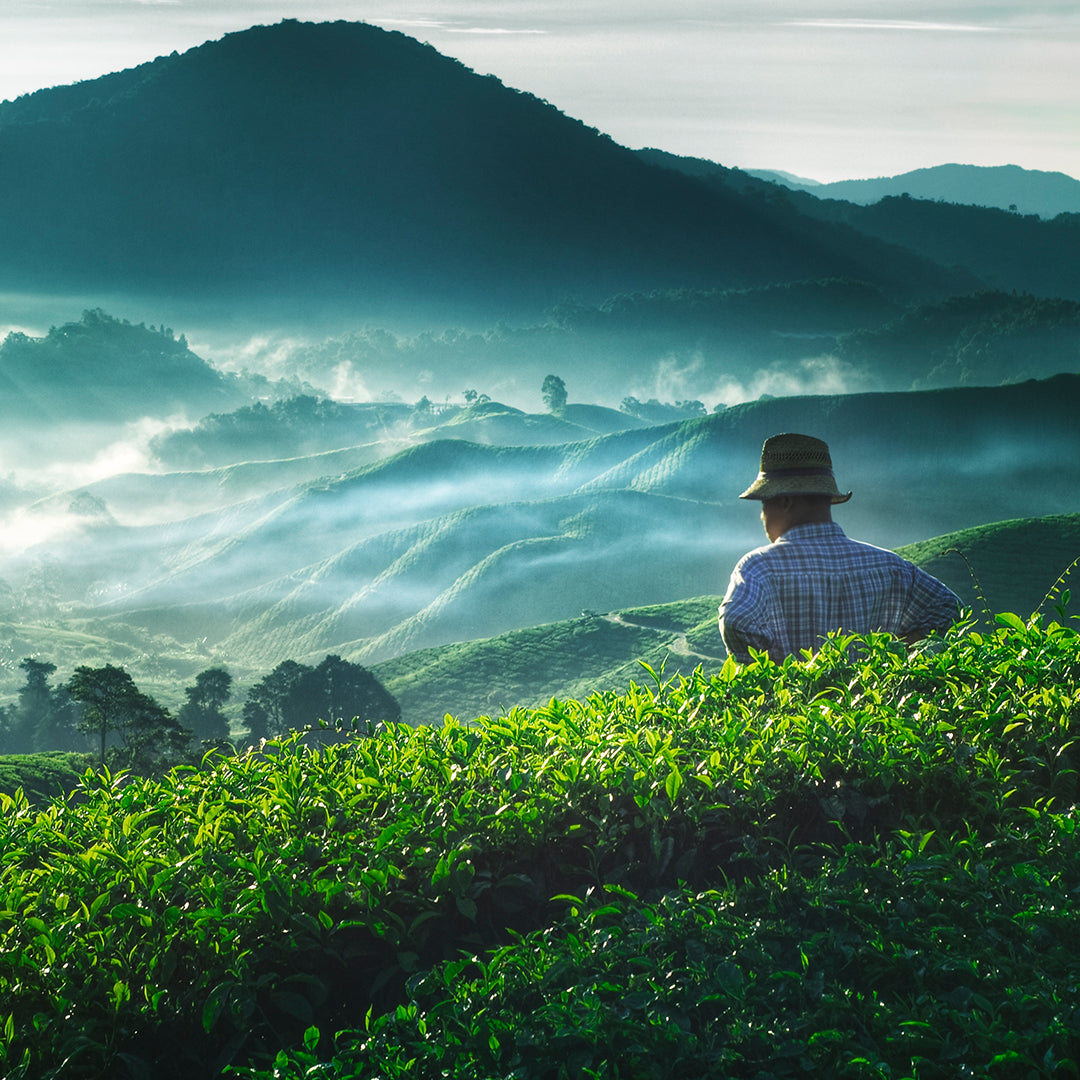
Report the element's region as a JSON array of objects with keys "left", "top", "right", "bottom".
[{"left": 719, "top": 521, "right": 961, "bottom": 663}]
